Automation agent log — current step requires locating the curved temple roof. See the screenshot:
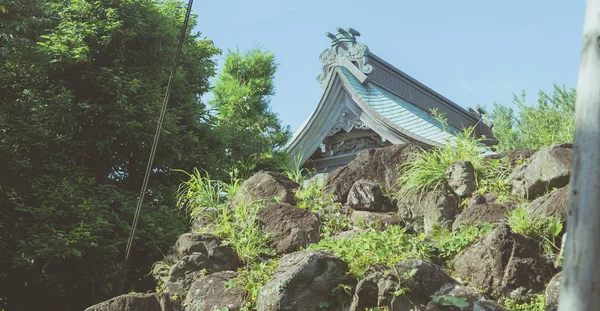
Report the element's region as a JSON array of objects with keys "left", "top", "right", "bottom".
[{"left": 286, "top": 27, "right": 496, "bottom": 167}]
